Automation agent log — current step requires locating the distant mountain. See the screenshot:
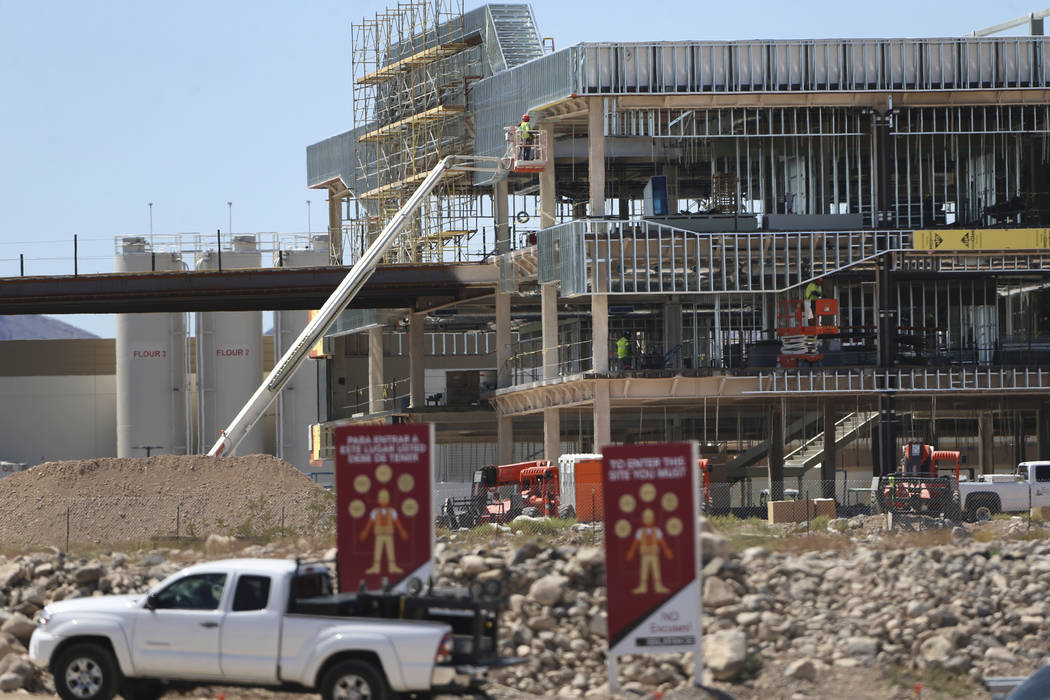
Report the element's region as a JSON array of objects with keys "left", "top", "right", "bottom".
[{"left": 0, "top": 315, "right": 98, "bottom": 340}]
